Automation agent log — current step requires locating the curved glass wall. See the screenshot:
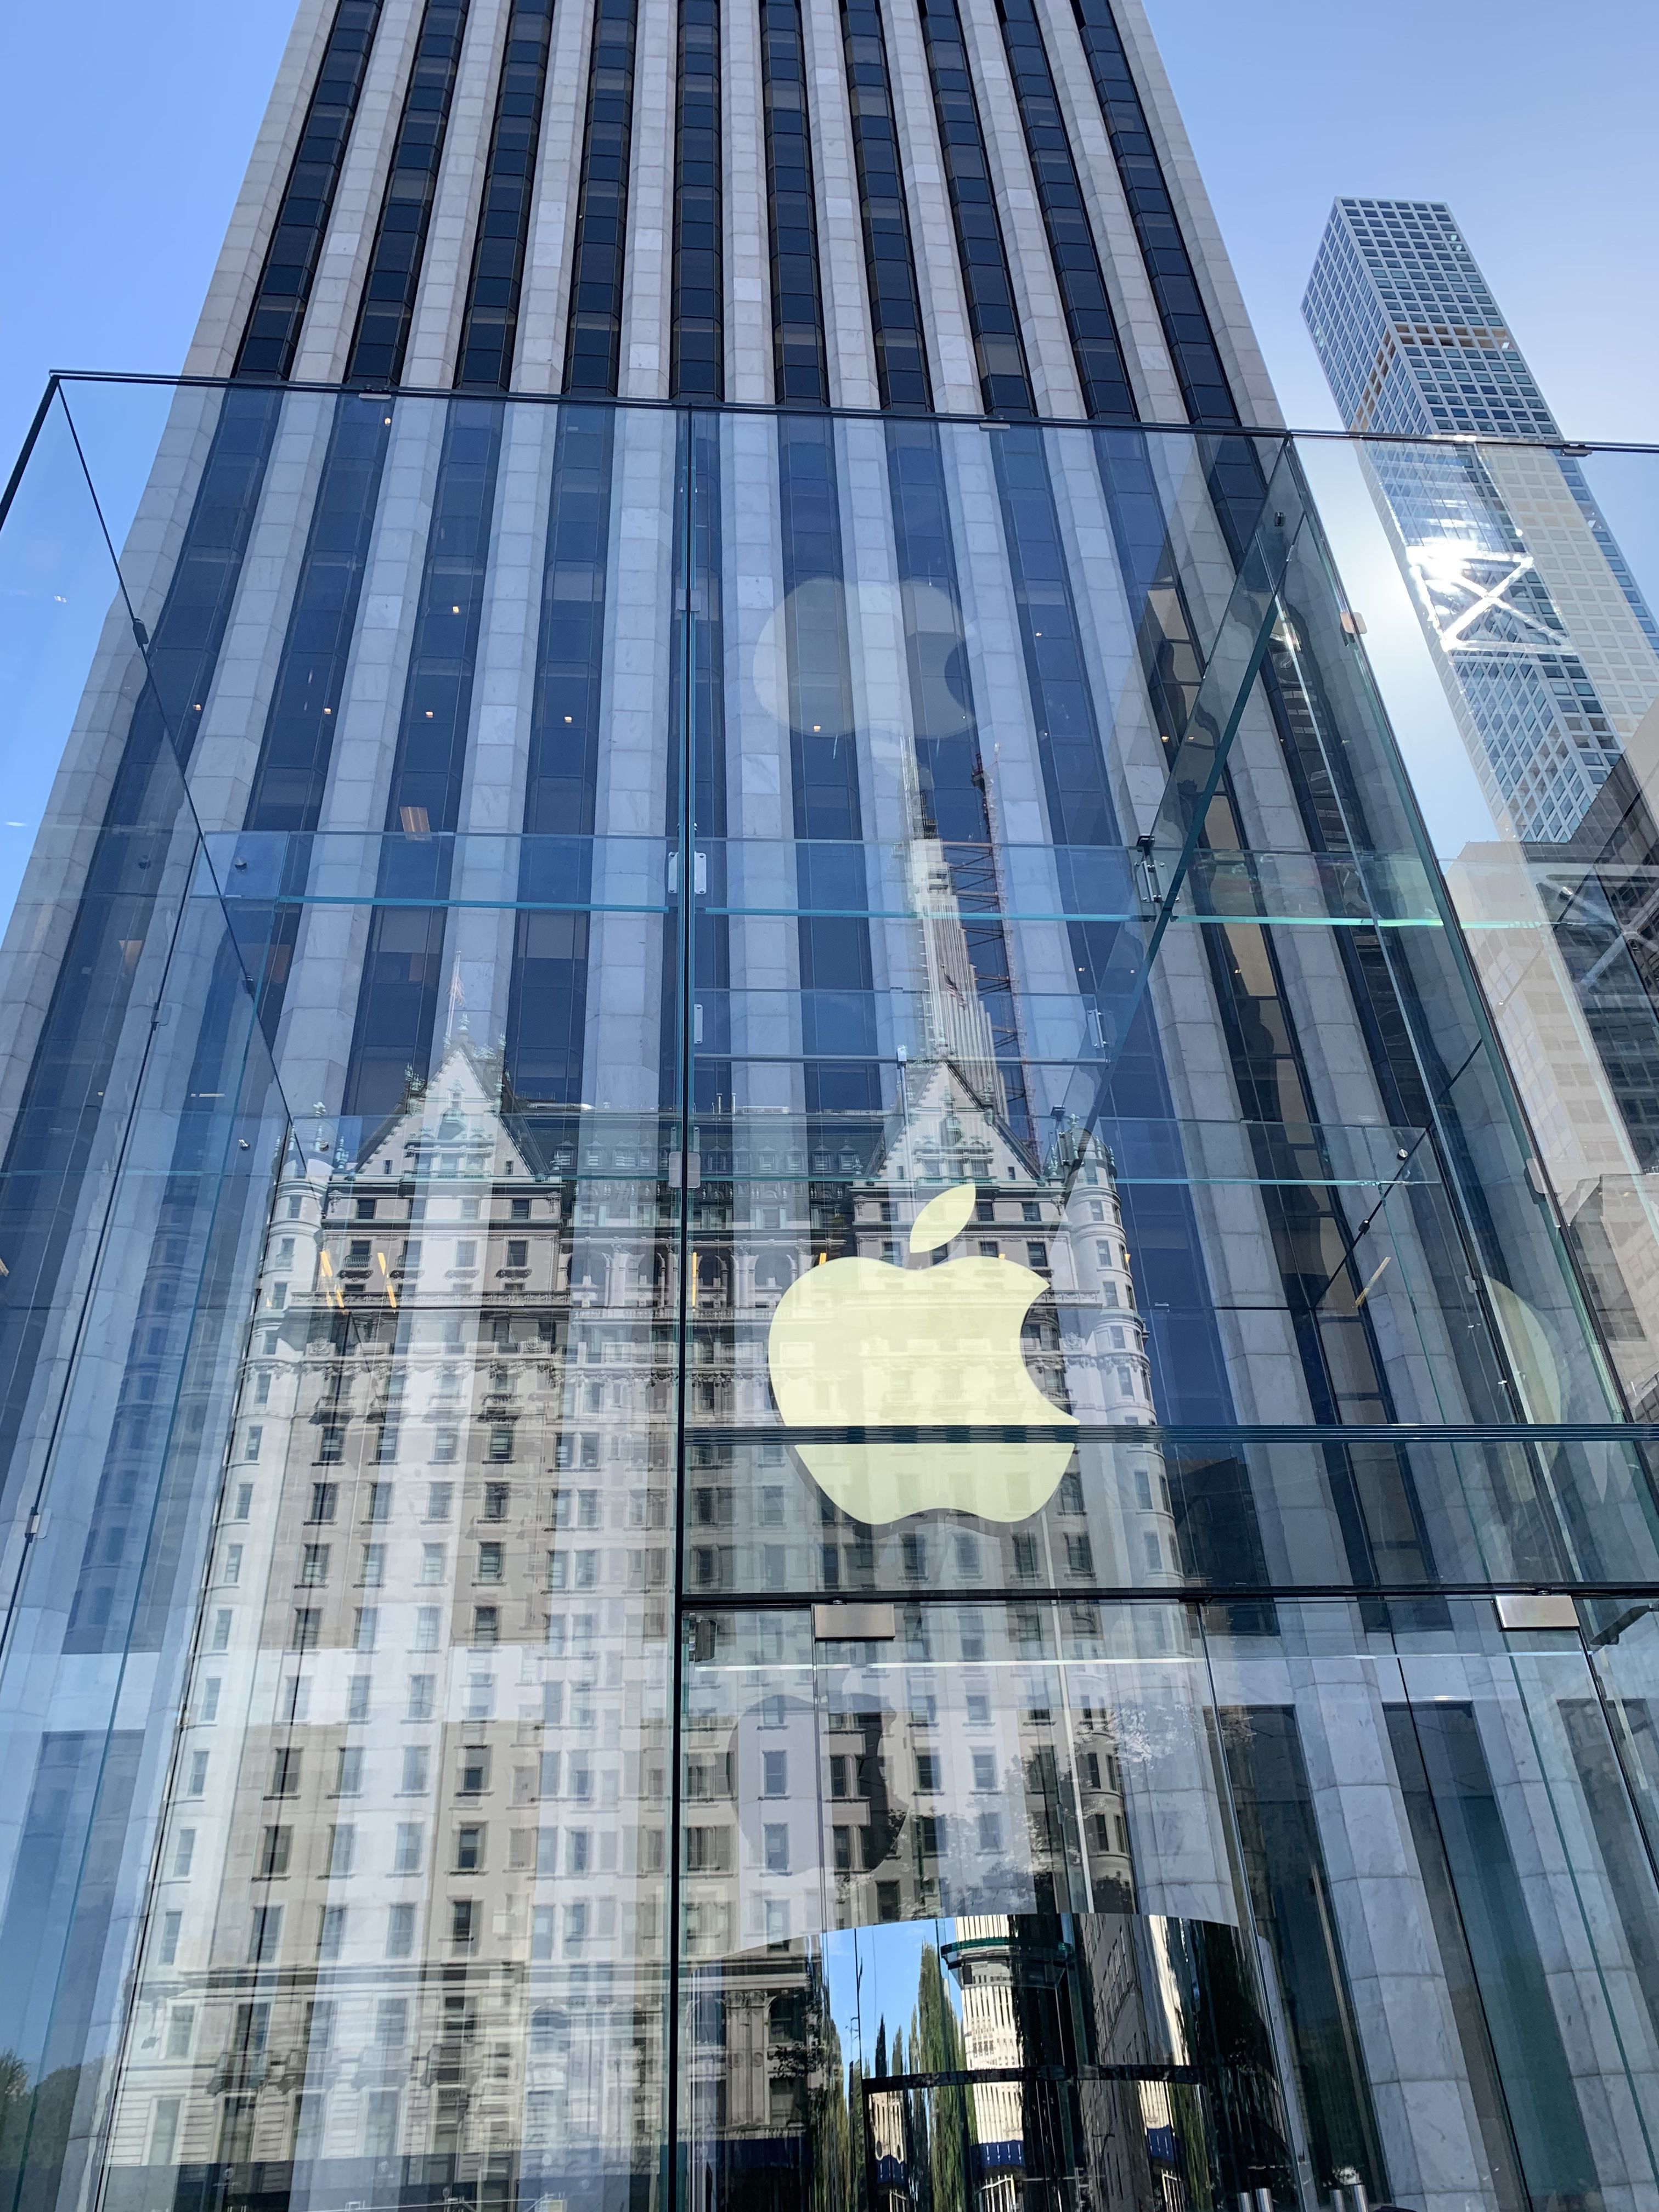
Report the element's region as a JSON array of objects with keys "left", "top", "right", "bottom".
[{"left": 1, "top": 382, "right": 1659, "bottom": 2212}]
